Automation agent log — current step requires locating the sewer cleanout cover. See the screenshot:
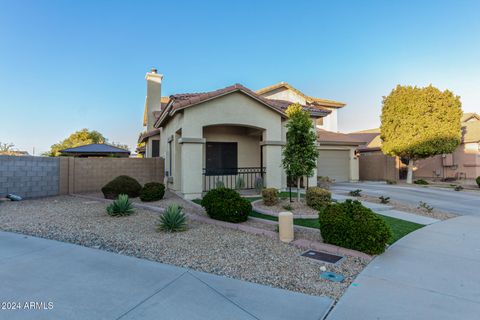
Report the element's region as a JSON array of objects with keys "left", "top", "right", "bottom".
[{"left": 301, "top": 250, "right": 343, "bottom": 264}]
